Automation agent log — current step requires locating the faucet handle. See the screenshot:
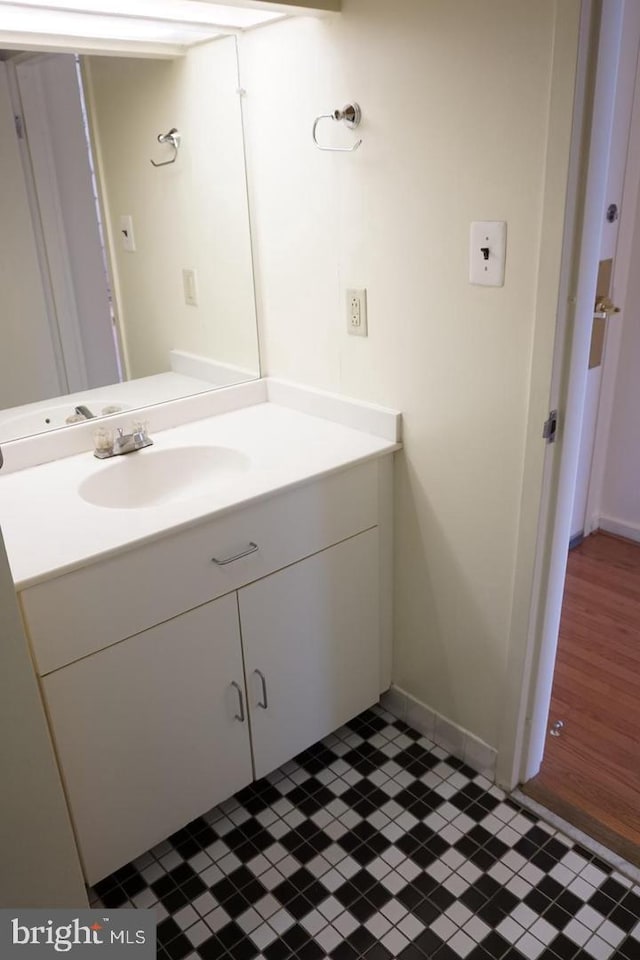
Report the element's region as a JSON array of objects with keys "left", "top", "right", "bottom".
[
  {"left": 131, "top": 420, "right": 152, "bottom": 451},
  {"left": 93, "top": 426, "right": 114, "bottom": 457},
  {"left": 132, "top": 419, "right": 149, "bottom": 439}
]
